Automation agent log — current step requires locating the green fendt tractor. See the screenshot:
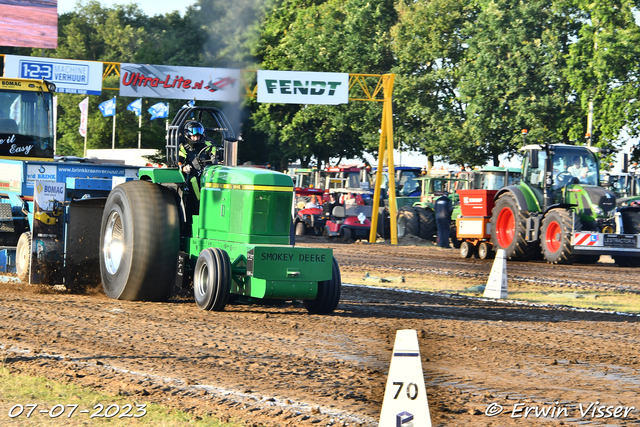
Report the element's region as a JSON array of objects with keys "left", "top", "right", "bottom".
[
  {"left": 99, "top": 107, "right": 341, "bottom": 313},
  {"left": 491, "top": 143, "right": 640, "bottom": 265}
]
